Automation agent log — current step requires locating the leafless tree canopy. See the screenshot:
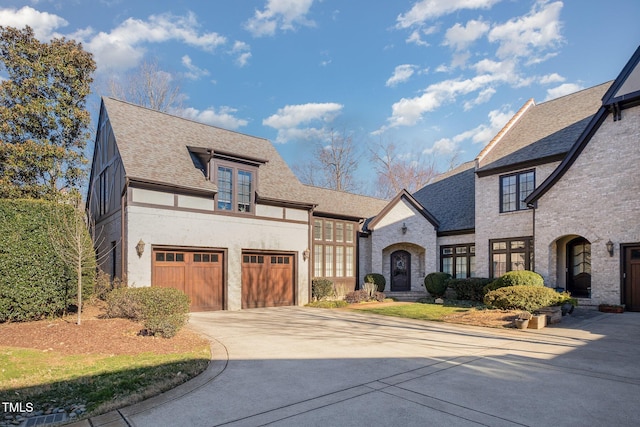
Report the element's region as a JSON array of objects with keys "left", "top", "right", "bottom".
[
  {"left": 294, "top": 128, "right": 360, "bottom": 192},
  {"left": 369, "top": 139, "right": 441, "bottom": 199},
  {"left": 107, "top": 58, "right": 185, "bottom": 112}
]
